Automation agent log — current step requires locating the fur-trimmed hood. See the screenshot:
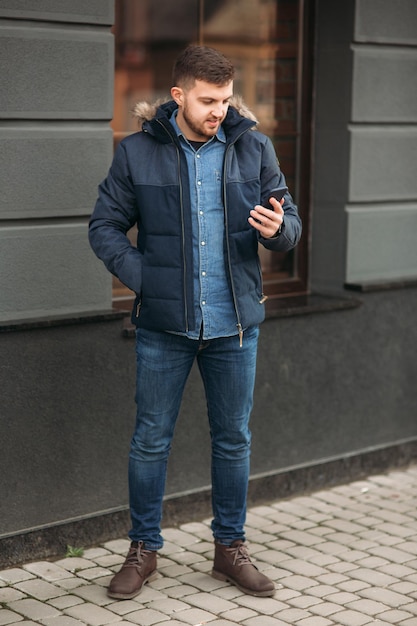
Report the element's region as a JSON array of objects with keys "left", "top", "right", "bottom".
[{"left": 132, "top": 95, "right": 258, "bottom": 130}]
